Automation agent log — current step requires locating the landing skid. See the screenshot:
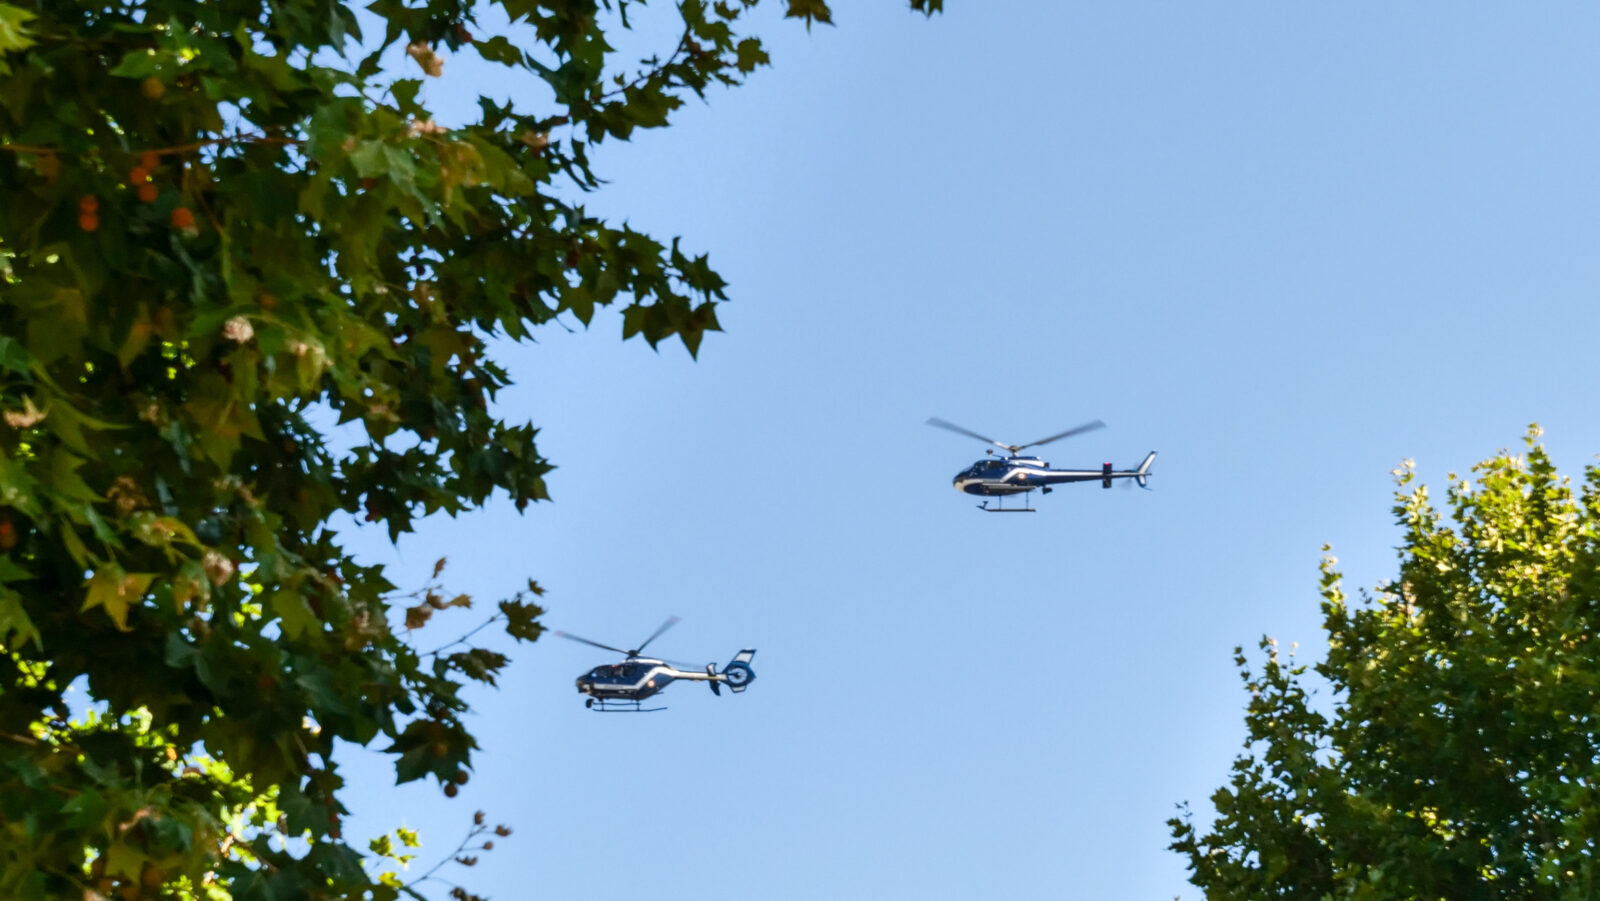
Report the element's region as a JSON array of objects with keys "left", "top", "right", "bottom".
[
  {"left": 978, "top": 497, "right": 1037, "bottom": 513},
  {"left": 585, "top": 698, "right": 665, "bottom": 713}
]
